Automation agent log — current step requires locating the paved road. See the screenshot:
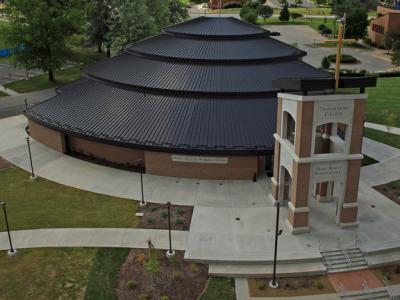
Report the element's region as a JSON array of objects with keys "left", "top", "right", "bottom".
[
  {"left": 265, "top": 25, "right": 392, "bottom": 72},
  {"left": 0, "top": 61, "right": 43, "bottom": 85}
]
